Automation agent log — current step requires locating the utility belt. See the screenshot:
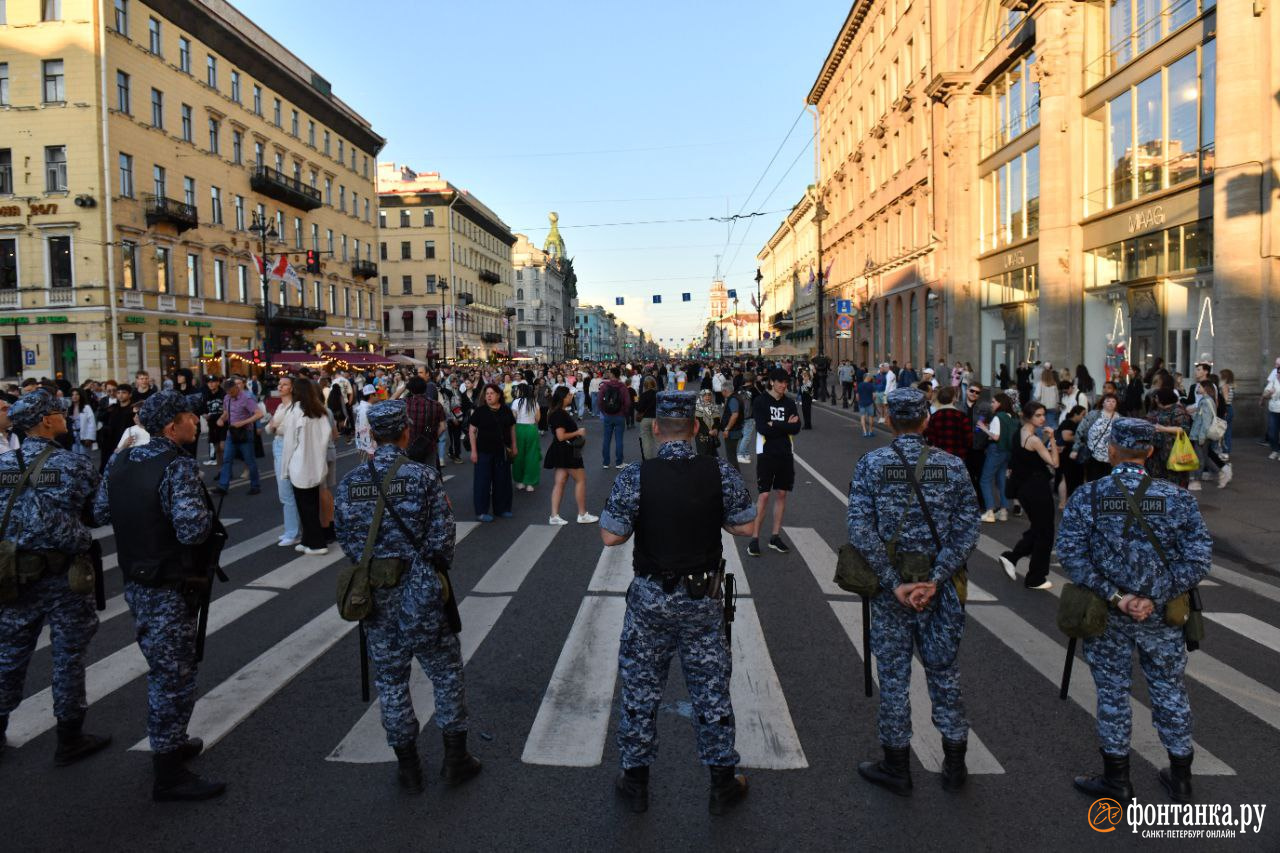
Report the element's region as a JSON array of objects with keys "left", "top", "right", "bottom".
[
  {"left": 1057, "top": 585, "right": 1205, "bottom": 647},
  {"left": 0, "top": 547, "right": 94, "bottom": 603},
  {"left": 635, "top": 560, "right": 725, "bottom": 600},
  {"left": 833, "top": 545, "right": 968, "bottom": 605}
]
